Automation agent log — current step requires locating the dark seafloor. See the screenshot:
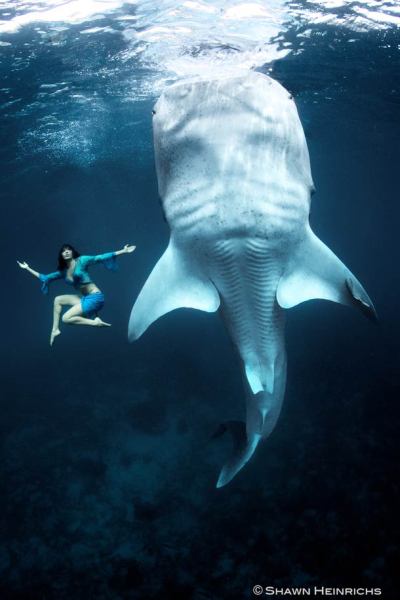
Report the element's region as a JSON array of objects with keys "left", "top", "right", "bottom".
[{"left": 0, "top": 3, "right": 399, "bottom": 599}]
